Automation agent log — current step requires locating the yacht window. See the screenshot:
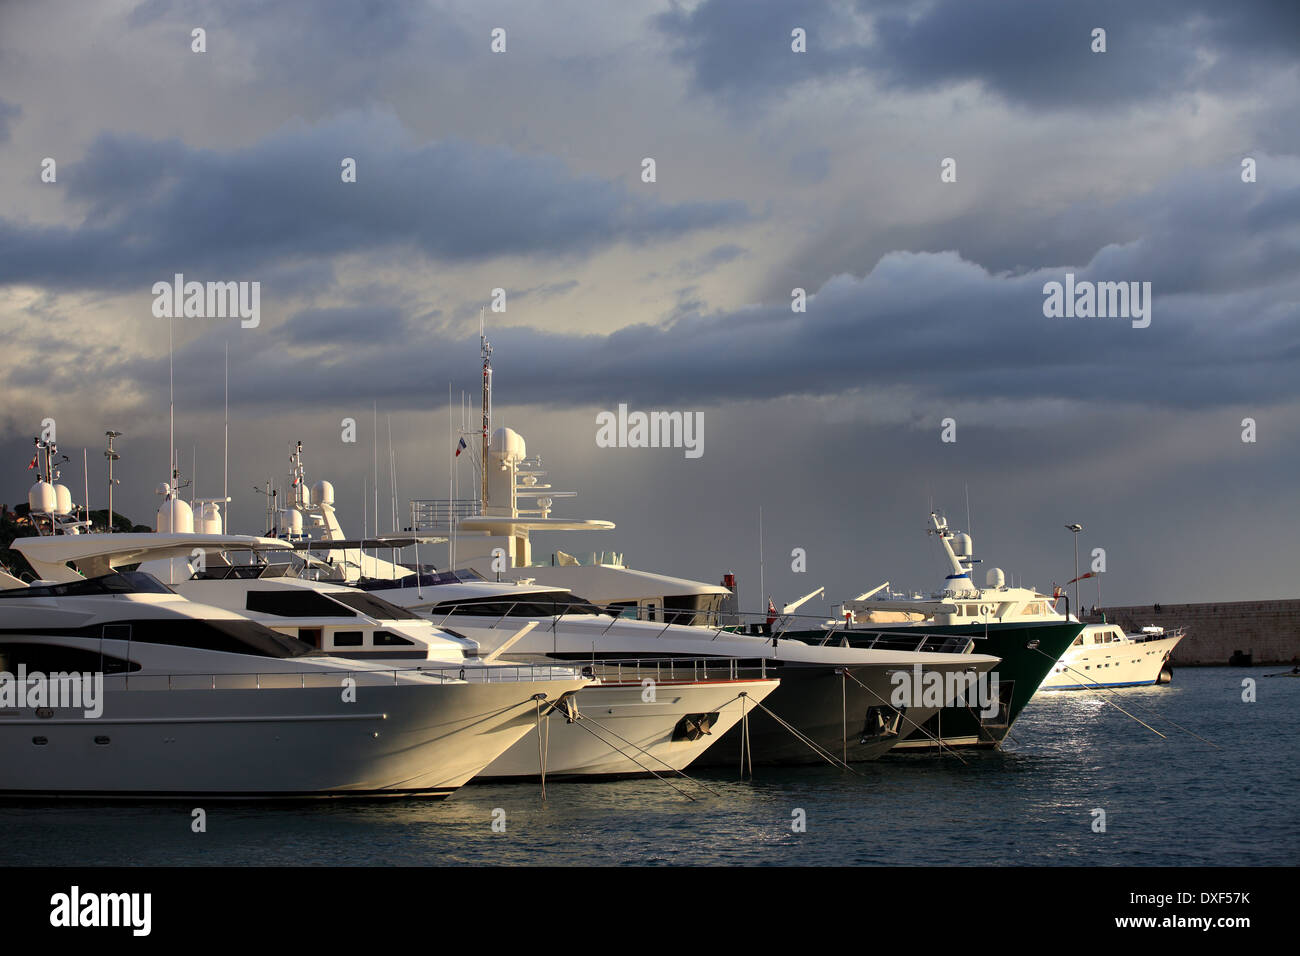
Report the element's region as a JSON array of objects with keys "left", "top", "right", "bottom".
[
  {"left": 246, "top": 590, "right": 358, "bottom": 618},
  {"left": 0, "top": 571, "right": 175, "bottom": 600},
  {"left": 355, "top": 568, "right": 486, "bottom": 590},
  {"left": 433, "top": 594, "right": 612, "bottom": 617},
  {"left": 0, "top": 641, "right": 139, "bottom": 674},
  {"left": 0, "top": 620, "right": 314, "bottom": 659},
  {"left": 373, "top": 630, "right": 416, "bottom": 646},
  {"left": 332, "top": 631, "right": 364, "bottom": 647},
  {"left": 329, "top": 592, "right": 424, "bottom": 621}
]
